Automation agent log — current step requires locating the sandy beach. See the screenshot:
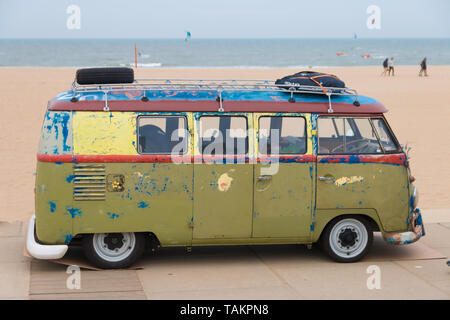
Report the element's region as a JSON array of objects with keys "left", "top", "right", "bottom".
[{"left": 0, "top": 66, "right": 449, "bottom": 222}]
